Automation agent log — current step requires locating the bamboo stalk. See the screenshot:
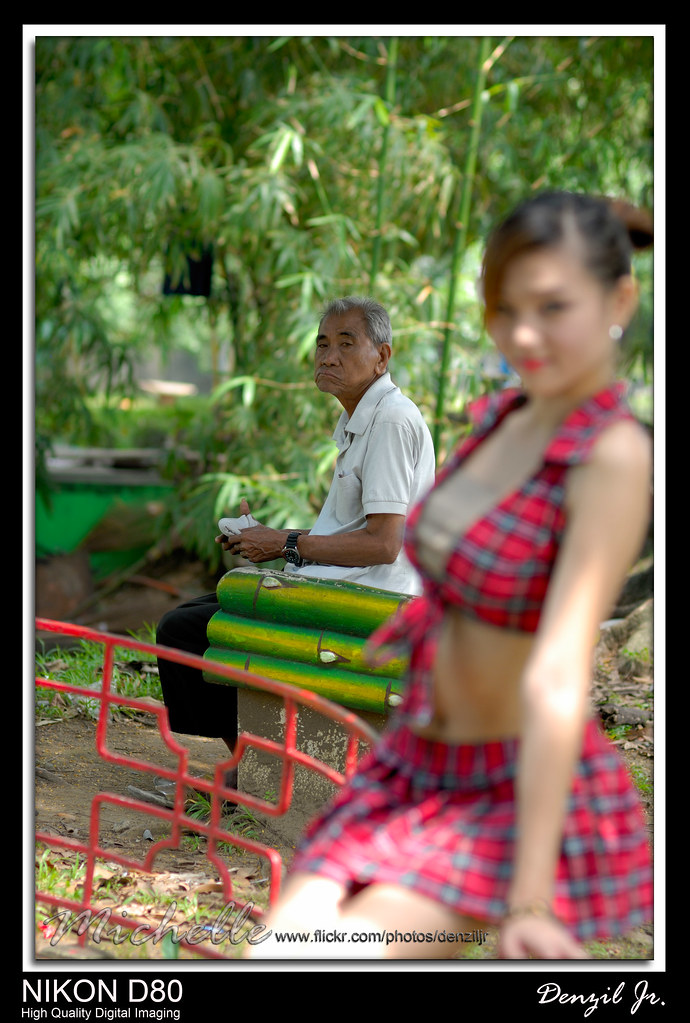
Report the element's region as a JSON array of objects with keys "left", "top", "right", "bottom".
[
  {"left": 204, "top": 647, "right": 404, "bottom": 716},
  {"left": 433, "top": 35, "right": 491, "bottom": 454},
  {"left": 205, "top": 567, "right": 411, "bottom": 714},
  {"left": 370, "top": 36, "right": 398, "bottom": 289},
  {"left": 207, "top": 609, "right": 408, "bottom": 678},
  {"left": 216, "top": 567, "right": 408, "bottom": 635}
]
